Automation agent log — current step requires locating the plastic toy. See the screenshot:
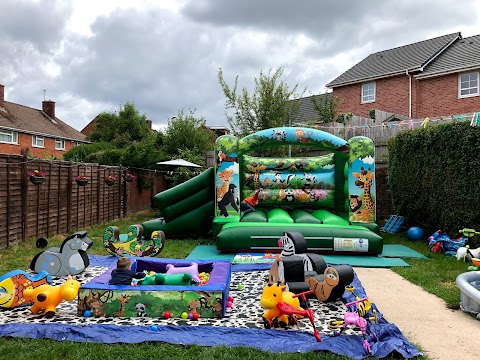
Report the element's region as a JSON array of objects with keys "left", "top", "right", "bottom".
[
  {"left": 0, "top": 270, "right": 52, "bottom": 308},
  {"left": 329, "top": 285, "right": 379, "bottom": 355},
  {"left": 427, "top": 230, "right": 467, "bottom": 256},
  {"left": 456, "top": 245, "right": 480, "bottom": 262},
  {"left": 260, "top": 282, "right": 321, "bottom": 342},
  {"left": 165, "top": 263, "right": 200, "bottom": 283},
  {"left": 407, "top": 227, "right": 424, "bottom": 241},
  {"left": 23, "top": 275, "right": 81, "bottom": 318},
  {"left": 269, "top": 232, "right": 354, "bottom": 301},
  {"left": 30, "top": 231, "right": 93, "bottom": 276},
  {"left": 103, "top": 225, "right": 165, "bottom": 257},
  {"left": 137, "top": 272, "right": 192, "bottom": 286}
]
